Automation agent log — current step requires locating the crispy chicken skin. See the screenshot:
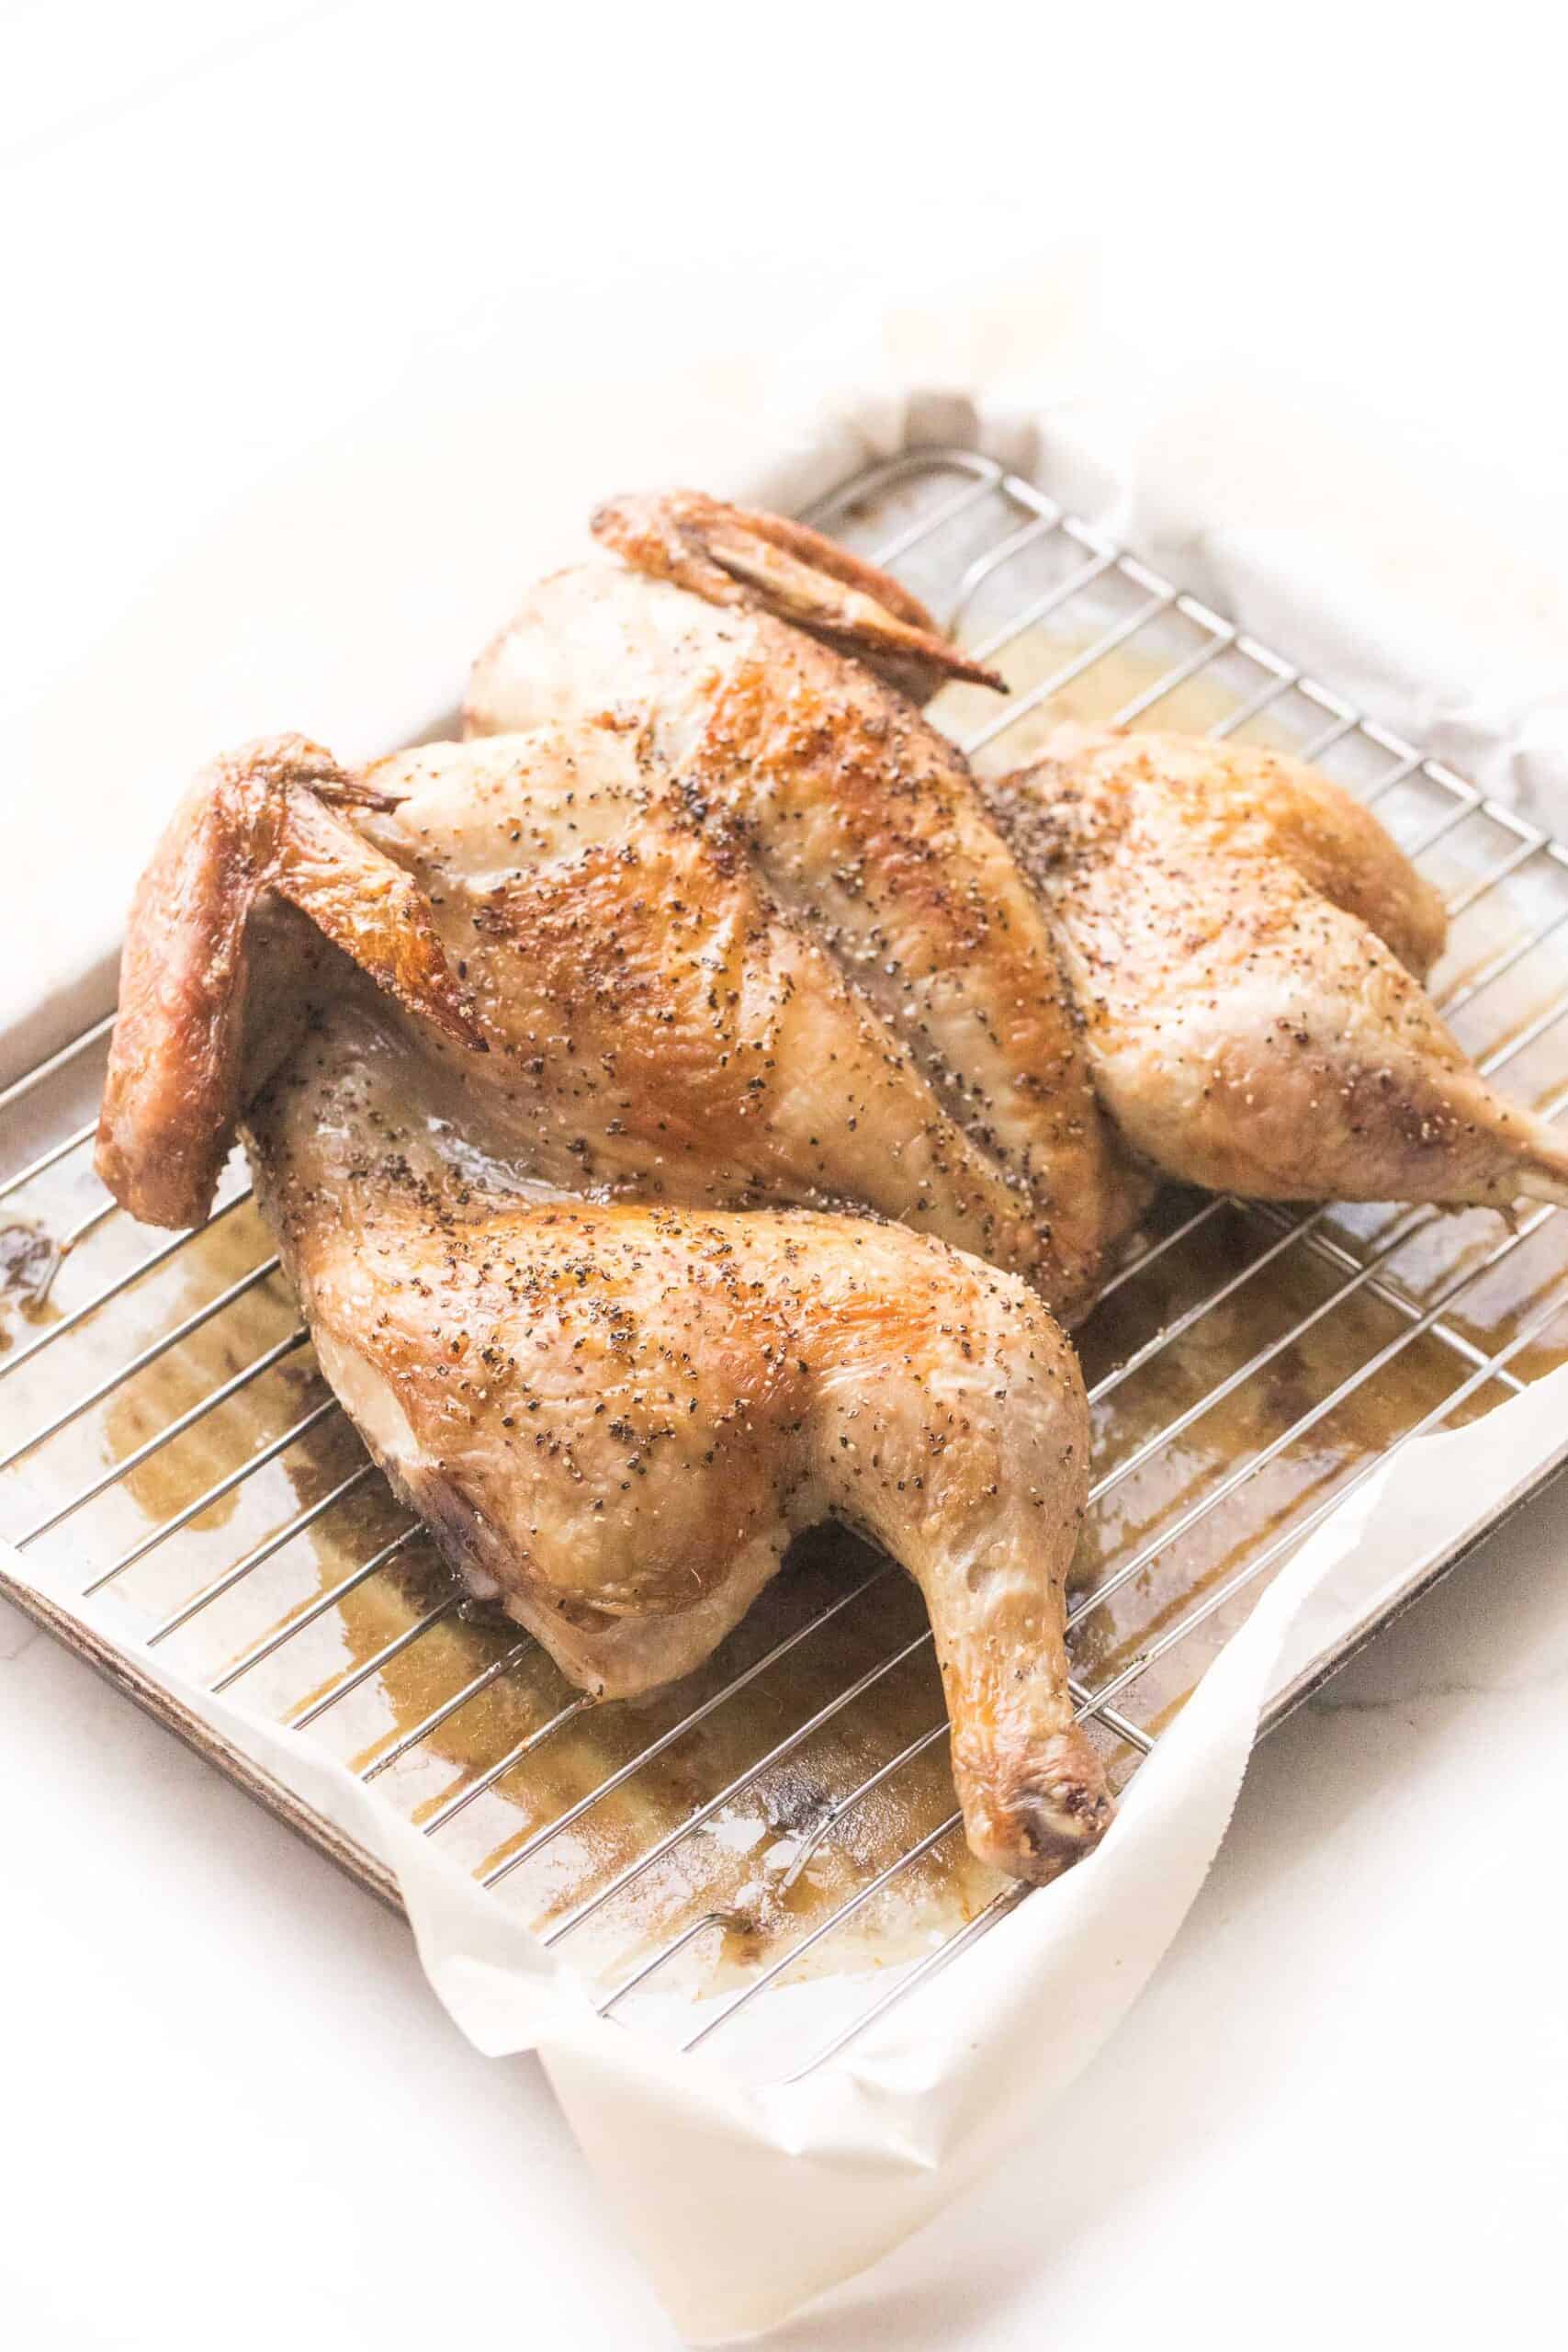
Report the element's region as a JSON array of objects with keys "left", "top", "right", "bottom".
[
  {"left": 96, "top": 736, "right": 1111, "bottom": 1884},
  {"left": 92, "top": 493, "right": 1568, "bottom": 1897},
  {"left": 348, "top": 727, "right": 1052, "bottom": 1280},
  {"left": 983, "top": 724, "right": 1568, "bottom": 1209},
  {"left": 1010, "top": 723, "right": 1450, "bottom": 978},
  {"left": 96, "top": 735, "right": 482, "bottom": 1228},
  {"left": 465, "top": 495, "right": 1150, "bottom": 1322},
  {"left": 251, "top": 1008, "right": 1108, "bottom": 1879},
  {"left": 587, "top": 488, "right": 1006, "bottom": 702}
]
